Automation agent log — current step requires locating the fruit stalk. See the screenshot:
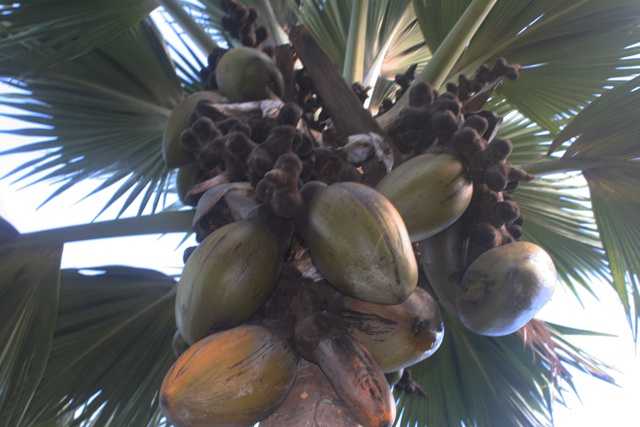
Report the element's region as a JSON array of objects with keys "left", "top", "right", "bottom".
[{"left": 295, "top": 312, "right": 396, "bottom": 427}]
